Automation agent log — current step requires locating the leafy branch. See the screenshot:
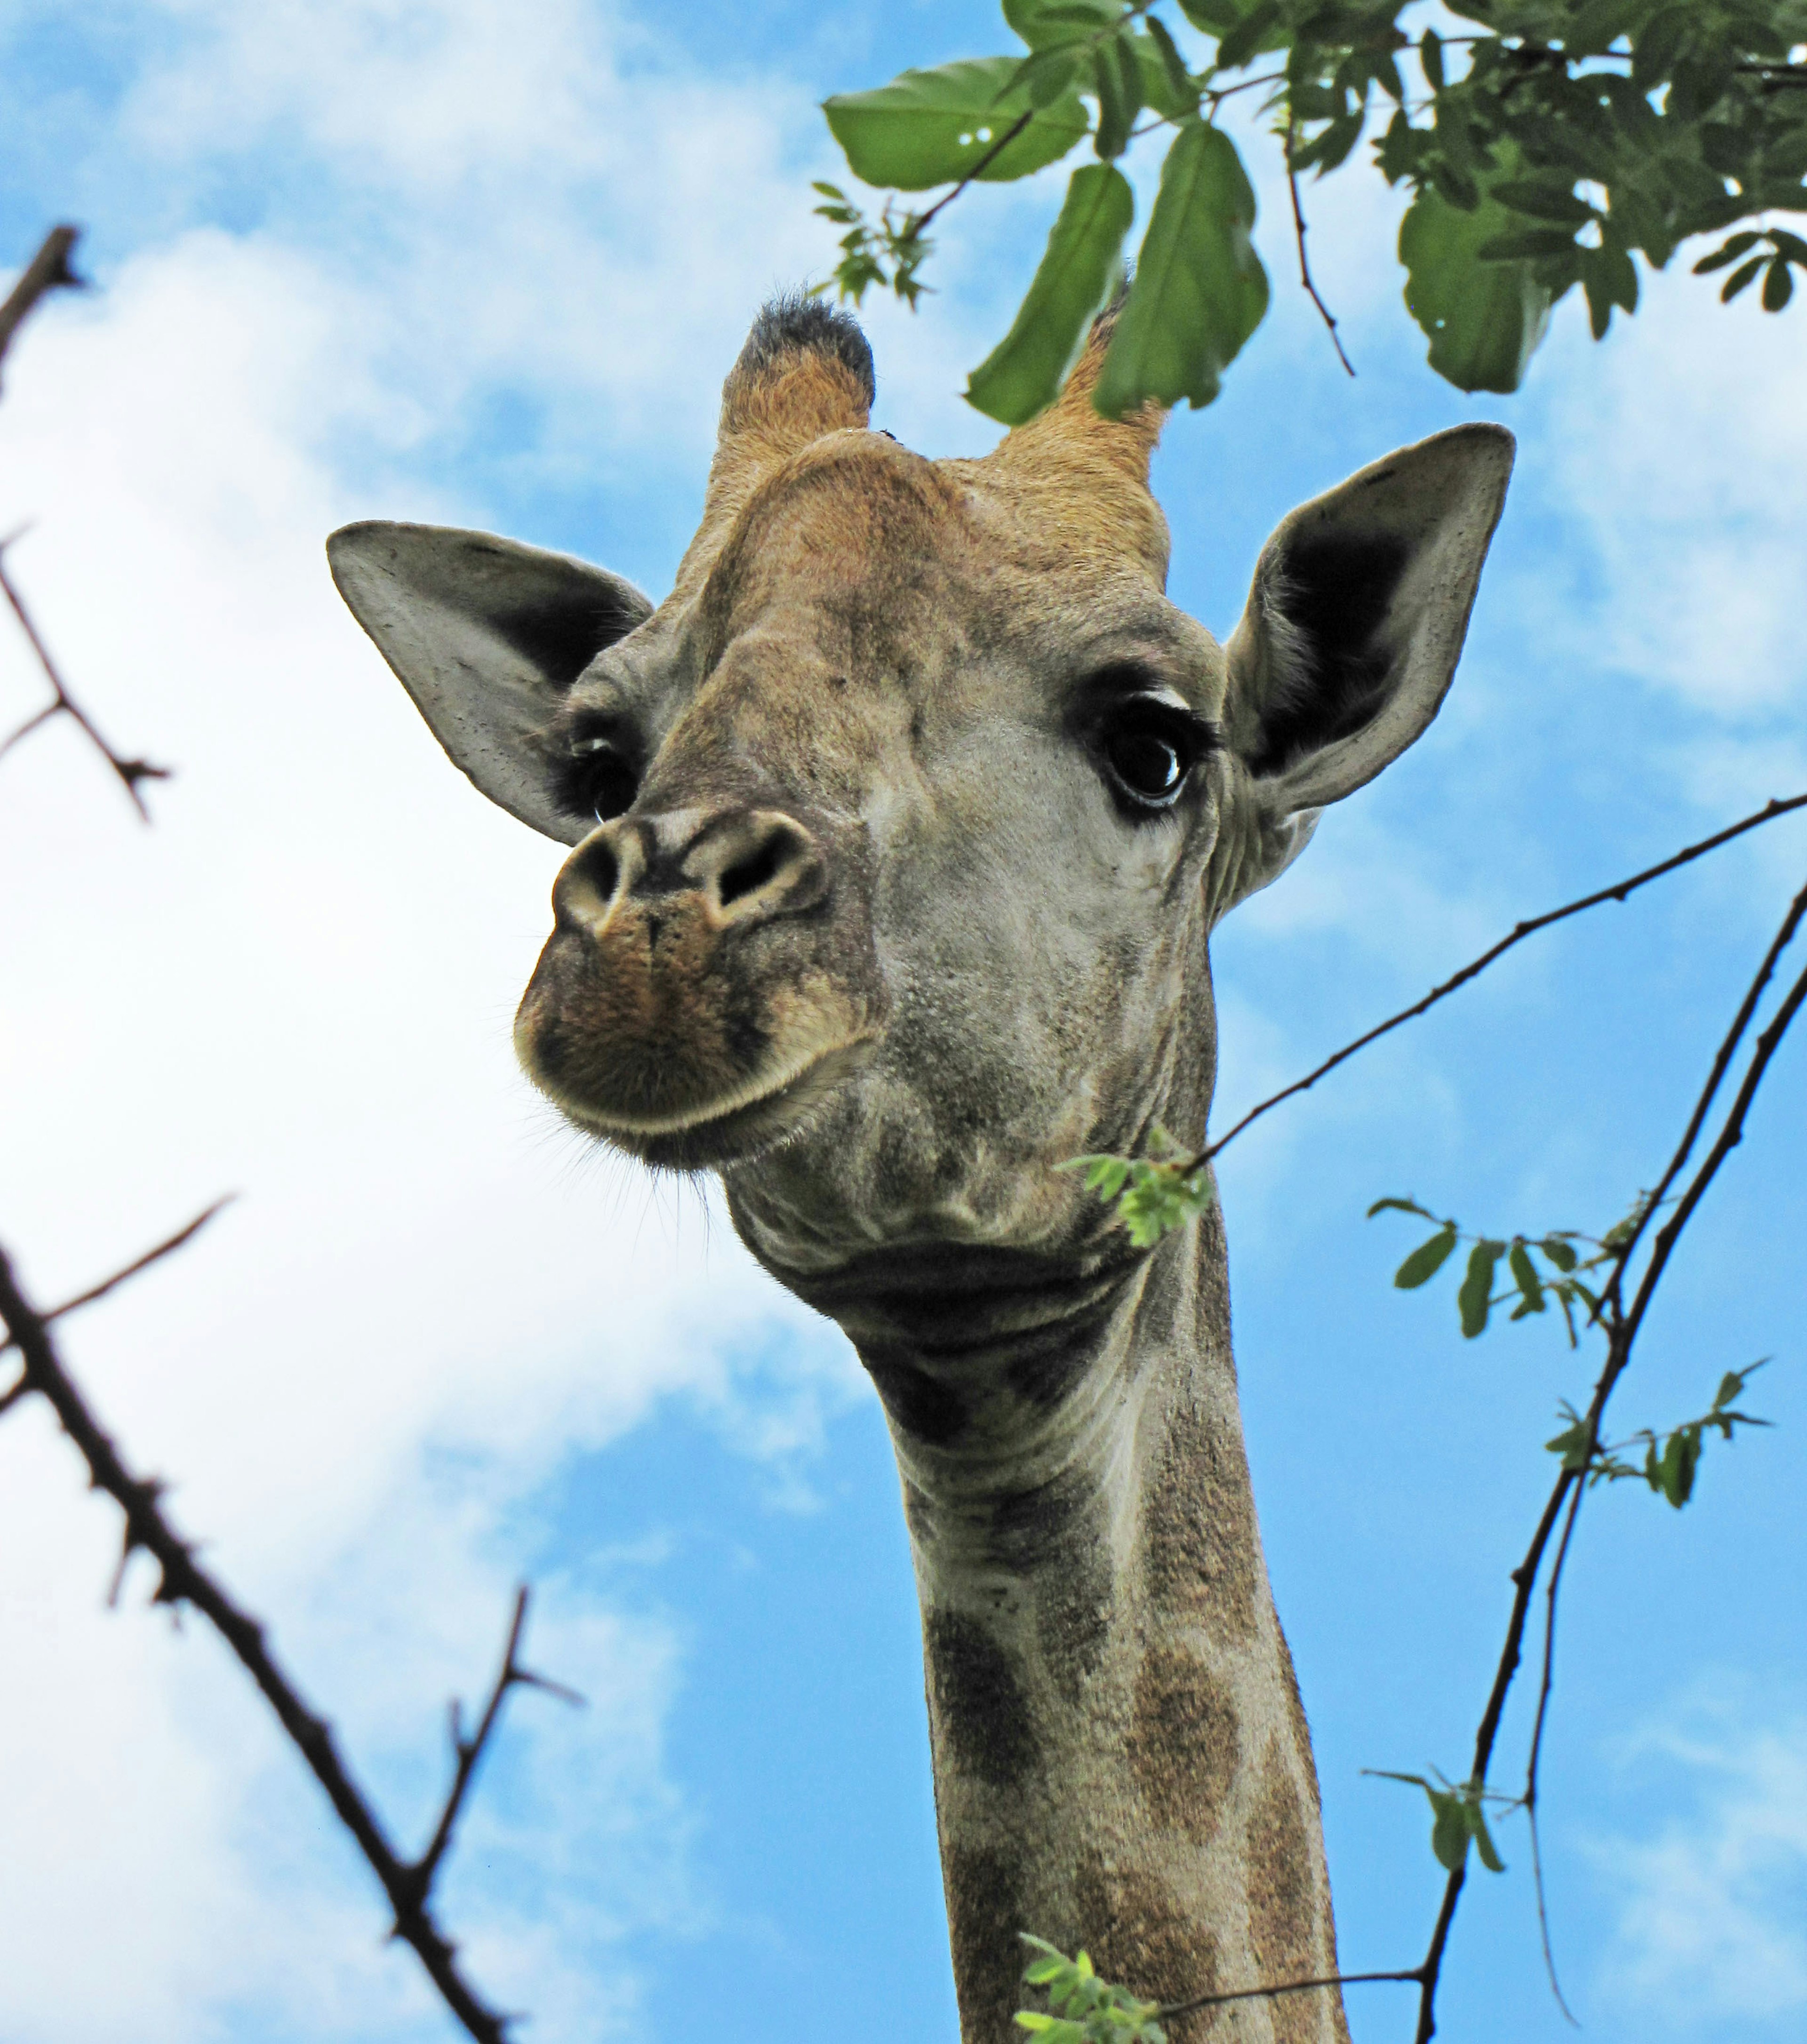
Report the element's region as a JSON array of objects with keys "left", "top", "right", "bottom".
[{"left": 816, "top": 1, "right": 1807, "bottom": 423}]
